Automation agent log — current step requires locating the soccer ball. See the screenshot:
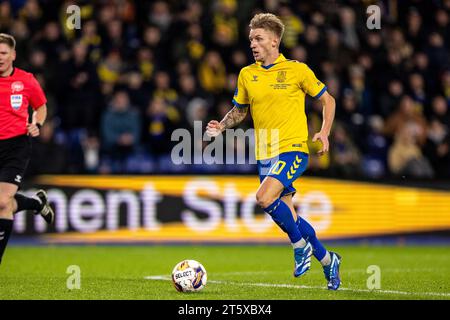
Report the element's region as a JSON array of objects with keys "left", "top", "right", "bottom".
[{"left": 171, "top": 259, "right": 207, "bottom": 292}]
